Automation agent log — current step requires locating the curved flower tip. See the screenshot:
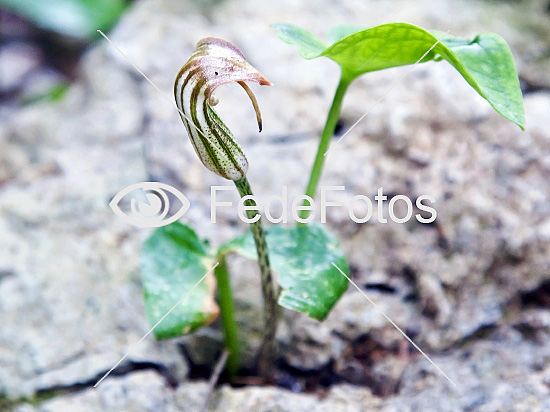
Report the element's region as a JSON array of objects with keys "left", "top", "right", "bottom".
[{"left": 174, "top": 37, "right": 271, "bottom": 180}]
